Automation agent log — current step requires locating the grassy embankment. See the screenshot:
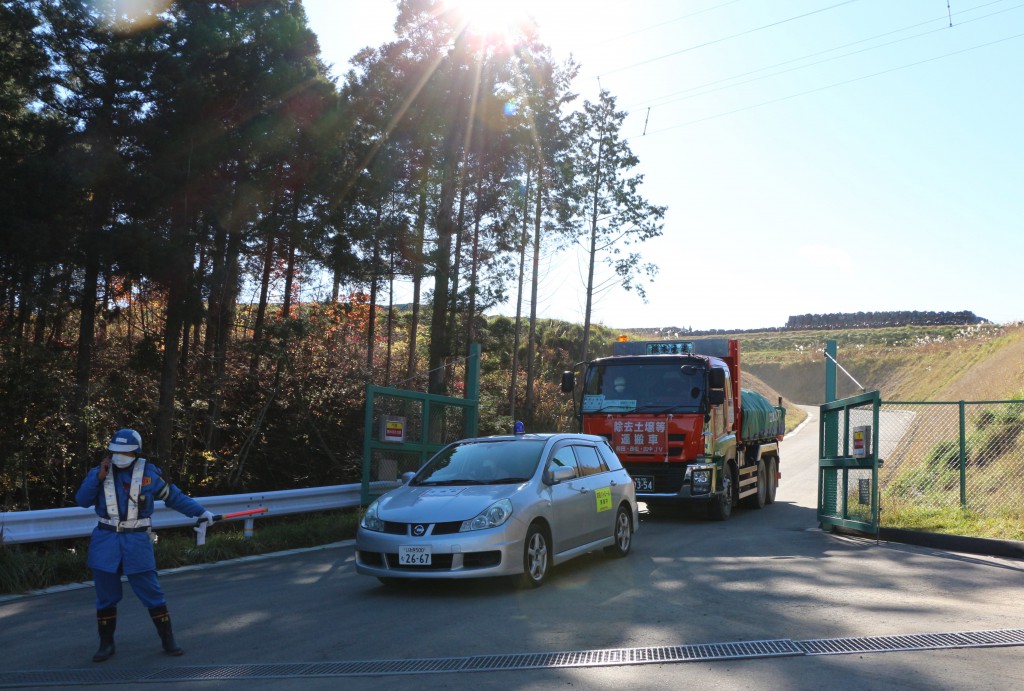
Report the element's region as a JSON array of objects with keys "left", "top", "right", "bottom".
[{"left": 740, "top": 323, "right": 1024, "bottom": 540}]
